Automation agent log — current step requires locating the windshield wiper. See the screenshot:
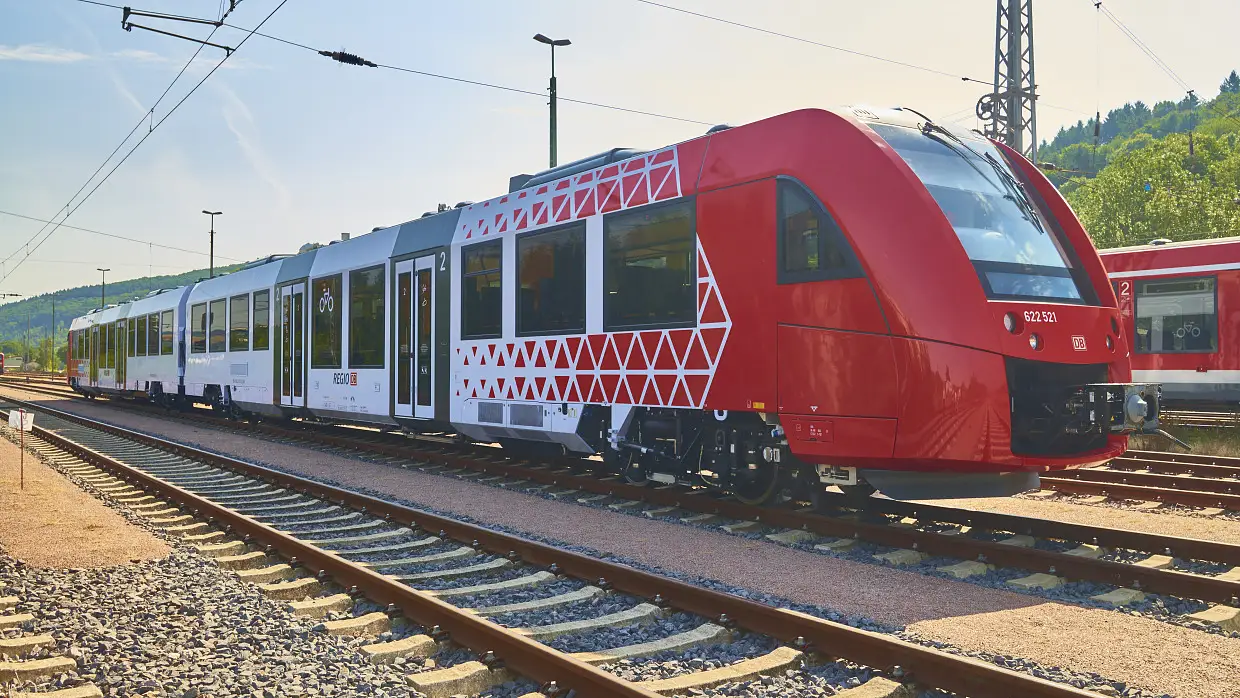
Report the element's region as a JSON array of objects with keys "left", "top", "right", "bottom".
[{"left": 917, "top": 120, "right": 1046, "bottom": 233}]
